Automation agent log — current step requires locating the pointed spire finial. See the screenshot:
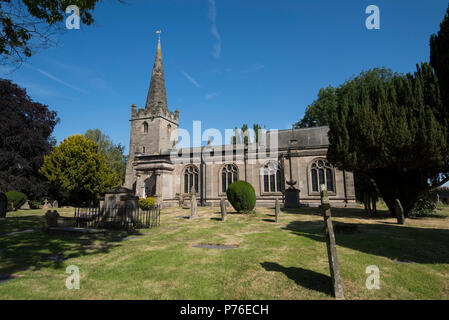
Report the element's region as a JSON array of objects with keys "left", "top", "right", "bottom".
[{"left": 145, "top": 30, "right": 168, "bottom": 113}]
